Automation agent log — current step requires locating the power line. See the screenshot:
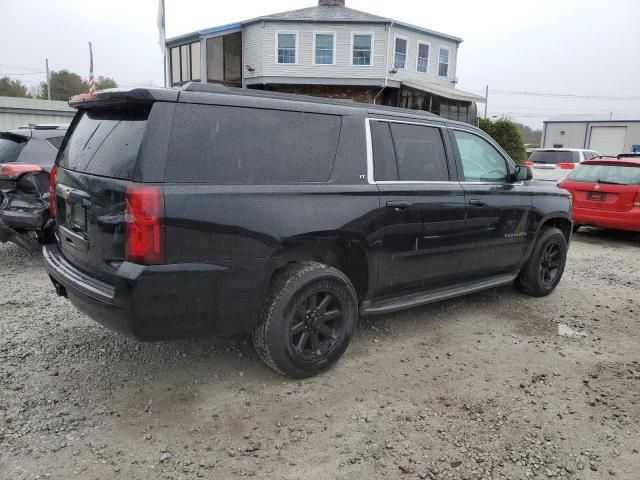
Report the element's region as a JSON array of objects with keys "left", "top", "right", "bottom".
[
  {"left": 0, "top": 71, "right": 46, "bottom": 76},
  {"left": 468, "top": 88, "right": 640, "bottom": 101}
]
